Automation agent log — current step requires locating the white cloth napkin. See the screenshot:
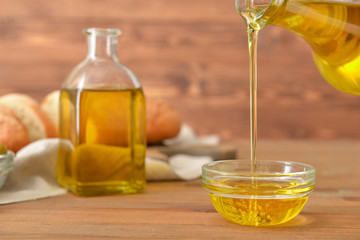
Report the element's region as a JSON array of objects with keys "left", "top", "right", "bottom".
[
  {"left": 163, "top": 124, "right": 220, "bottom": 147},
  {"left": 0, "top": 139, "right": 67, "bottom": 205},
  {"left": 146, "top": 154, "right": 212, "bottom": 181},
  {"left": 146, "top": 124, "right": 216, "bottom": 181},
  {"left": 0, "top": 125, "right": 216, "bottom": 204}
]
